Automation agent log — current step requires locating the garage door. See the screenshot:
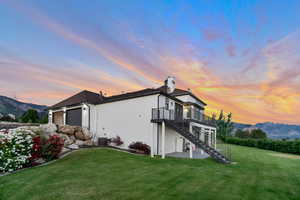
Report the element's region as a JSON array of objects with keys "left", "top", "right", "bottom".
[{"left": 66, "top": 108, "right": 82, "bottom": 126}]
